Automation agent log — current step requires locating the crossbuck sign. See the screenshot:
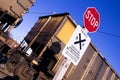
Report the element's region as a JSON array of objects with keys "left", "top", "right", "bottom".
[{"left": 62, "top": 25, "right": 91, "bottom": 65}]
